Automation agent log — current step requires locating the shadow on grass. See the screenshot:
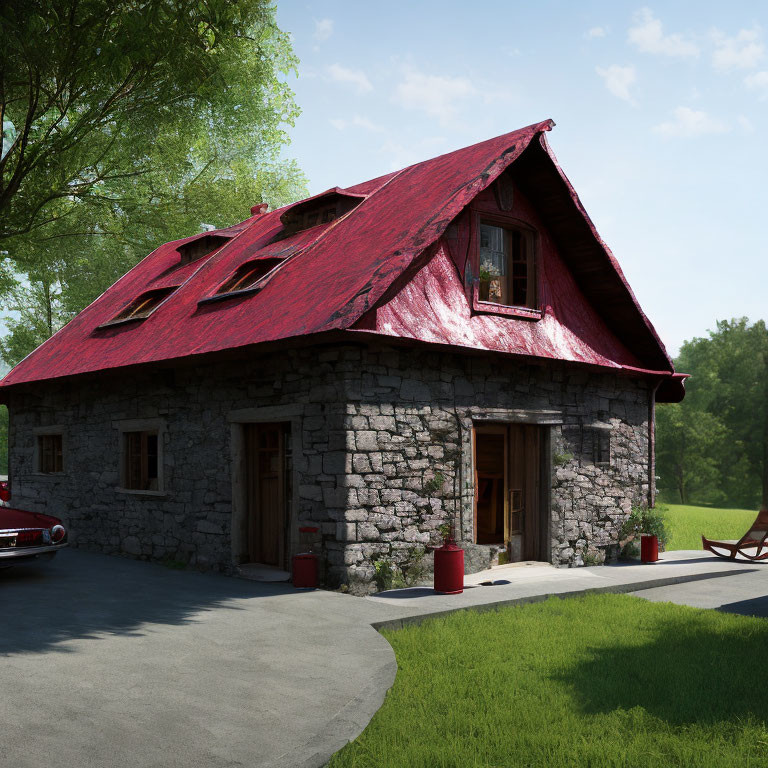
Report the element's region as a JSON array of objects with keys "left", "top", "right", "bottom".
[
  {"left": 555, "top": 600, "right": 768, "bottom": 726},
  {"left": 0, "top": 547, "right": 300, "bottom": 655}
]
